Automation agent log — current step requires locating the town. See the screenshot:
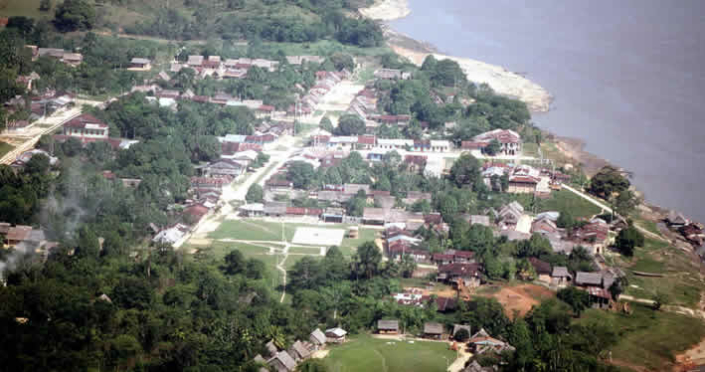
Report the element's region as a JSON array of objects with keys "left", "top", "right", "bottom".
[{"left": 1, "top": 3, "right": 704, "bottom": 372}]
